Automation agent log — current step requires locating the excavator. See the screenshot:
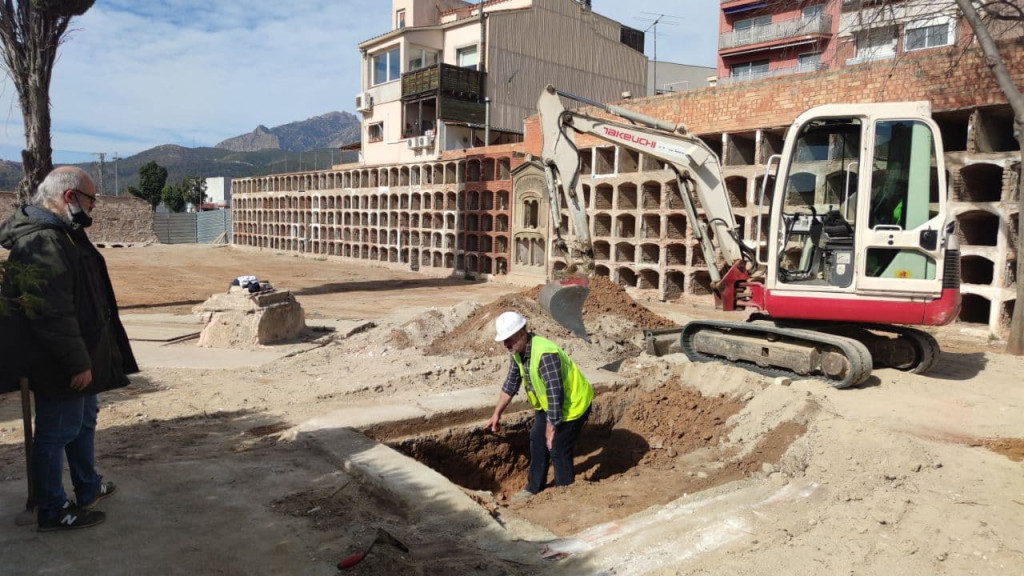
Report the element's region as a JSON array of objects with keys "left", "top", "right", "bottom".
[{"left": 536, "top": 85, "right": 961, "bottom": 388}]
